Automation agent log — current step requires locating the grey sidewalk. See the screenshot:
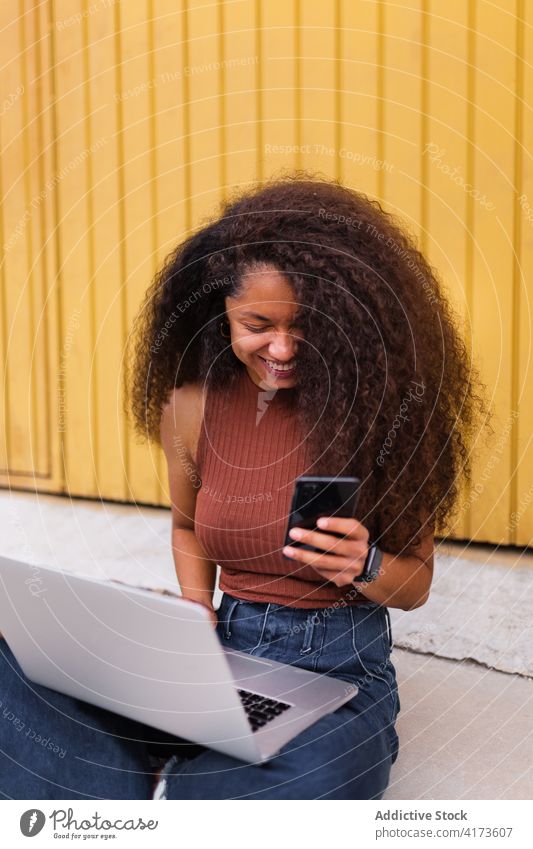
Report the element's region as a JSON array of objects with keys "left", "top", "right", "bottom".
[
  {"left": 387, "top": 649, "right": 533, "bottom": 799},
  {"left": 1, "top": 490, "right": 532, "bottom": 799}
]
